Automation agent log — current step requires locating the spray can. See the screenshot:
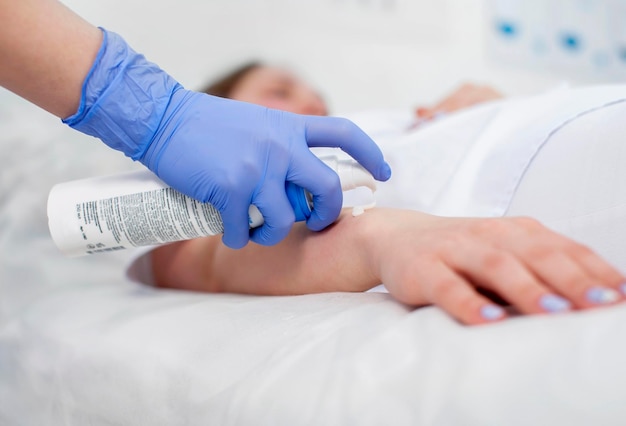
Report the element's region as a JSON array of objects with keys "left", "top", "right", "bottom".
[{"left": 47, "top": 156, "right": 376, "bottom": 257}]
